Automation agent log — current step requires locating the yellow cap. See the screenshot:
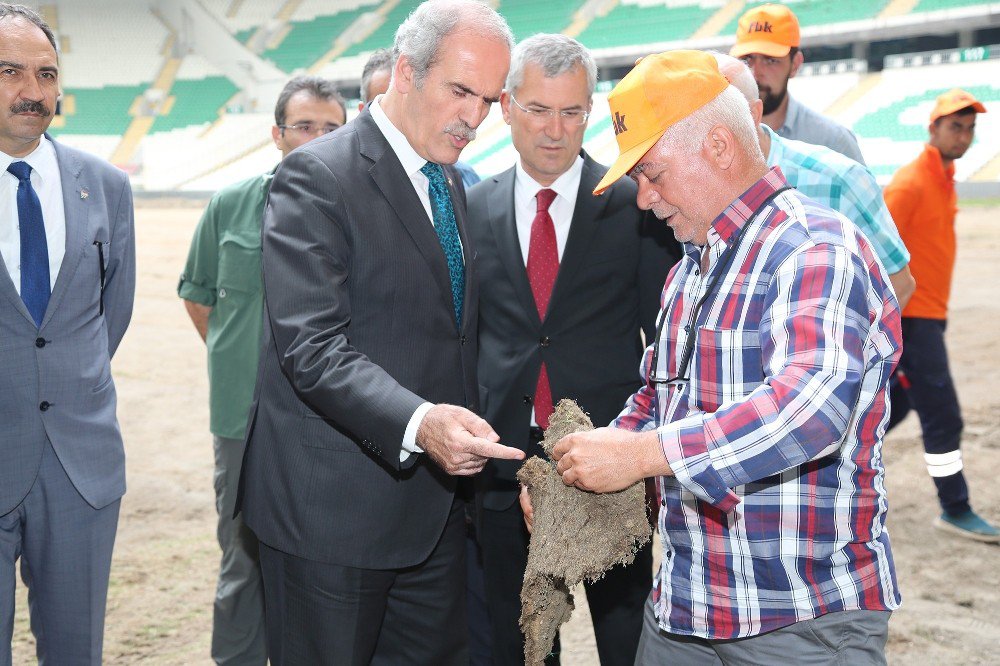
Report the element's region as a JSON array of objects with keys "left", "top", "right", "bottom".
[
  {"left": 729, "top": 3, "right": 800, "bottom": 59},
  {"left": 930, "top": 88, "right": 986, "bottom": 123},
  {"left": 593, "top": 50, "right": 729, "bottom": 196}
]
